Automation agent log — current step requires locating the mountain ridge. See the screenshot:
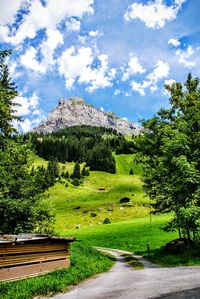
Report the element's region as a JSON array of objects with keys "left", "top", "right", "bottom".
[{"left": 33, "top": 97, "right": 141, "bottom": 135}]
